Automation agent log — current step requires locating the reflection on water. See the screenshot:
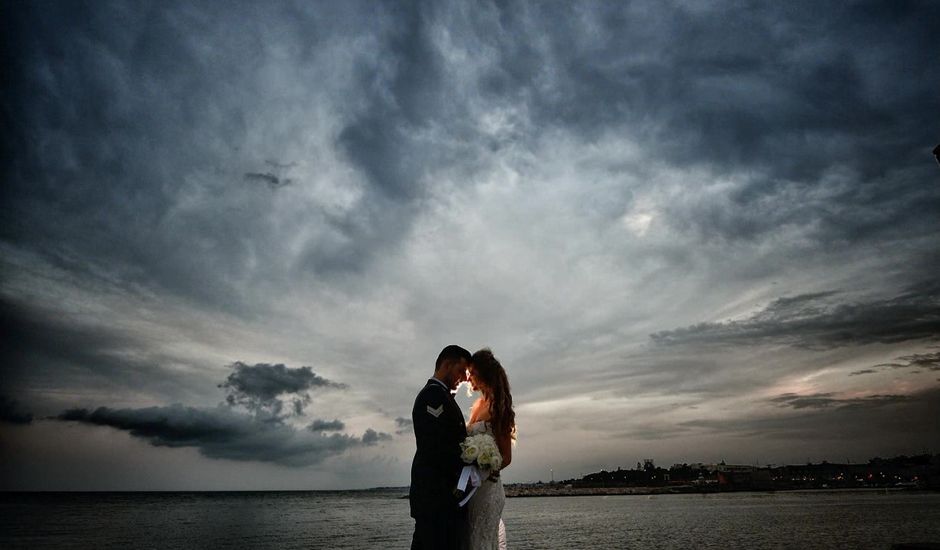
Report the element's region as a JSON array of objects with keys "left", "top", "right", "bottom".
[{"left": 1, "top": 490, "right": 939, "bottom": 549}]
